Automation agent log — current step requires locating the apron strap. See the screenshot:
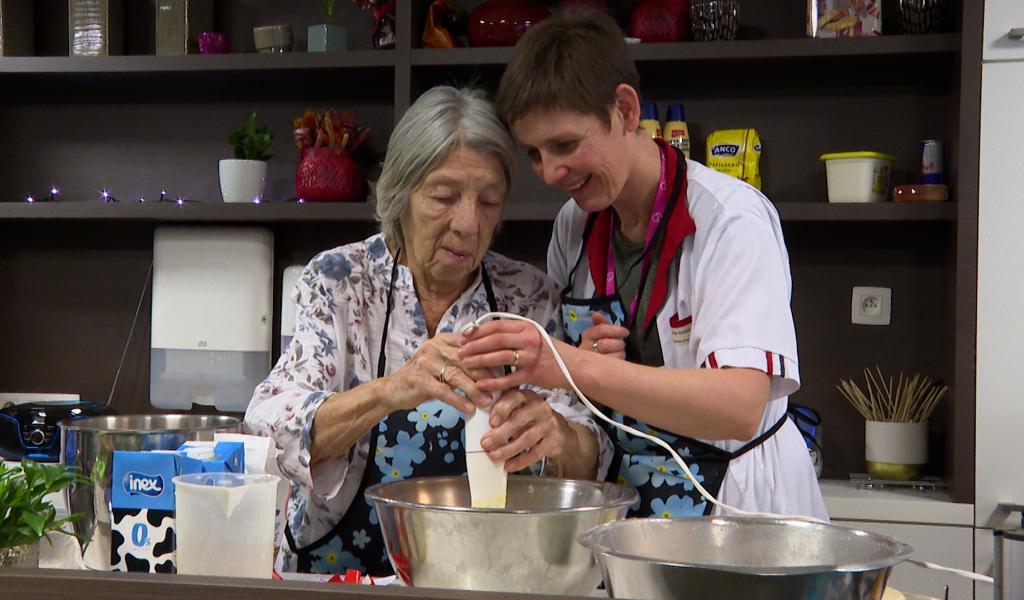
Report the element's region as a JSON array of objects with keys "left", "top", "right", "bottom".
[{"left": 727, "top": 414, "right": 788, "bottom": 461}]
